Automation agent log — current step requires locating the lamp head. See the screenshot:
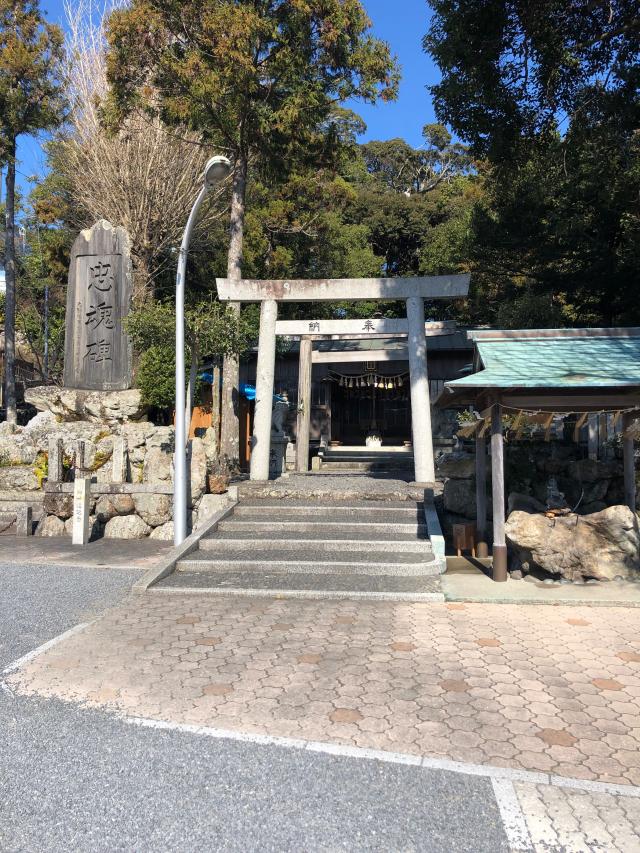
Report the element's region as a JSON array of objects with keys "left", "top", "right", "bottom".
[{"left": 204, "top": 155, "right": 232, "bottom": 189}]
